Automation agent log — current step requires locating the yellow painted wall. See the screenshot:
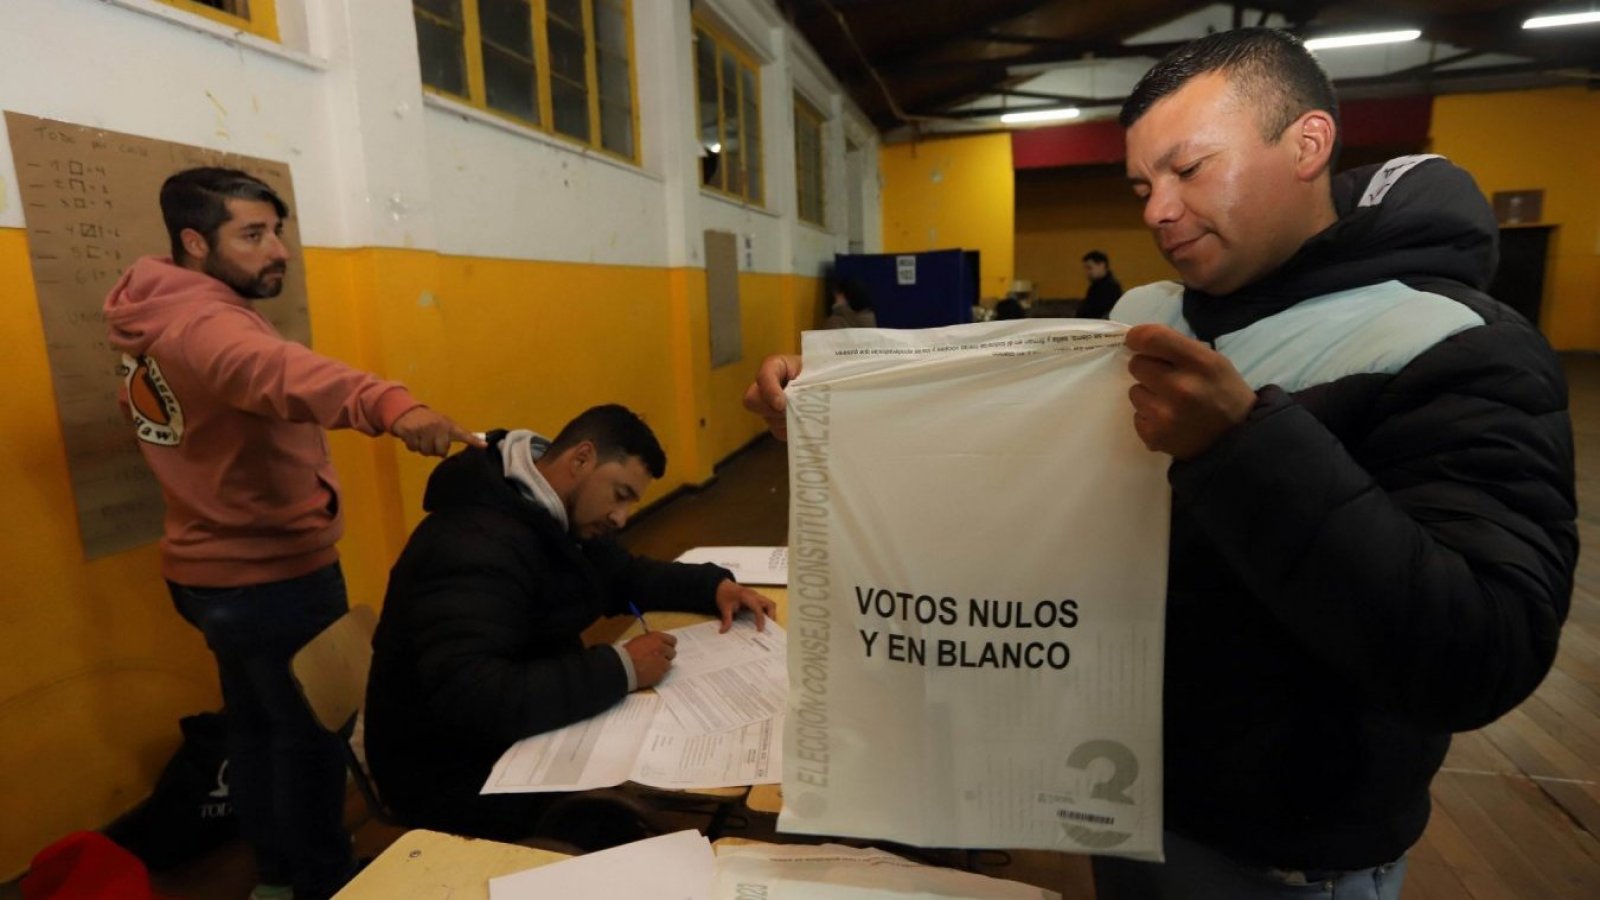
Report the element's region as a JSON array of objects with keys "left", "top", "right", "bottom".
[
  {"left": 0, "top": 233, "right": 218, "bottom": 865},
  {"left": 1014, "top": 166, "right": 1172, "bottom": 301},
  {"left": 0, "top": 230, "right": 805, "bottom": 876},
  {"left": 881, "top": 133, "right": 1015, "bottom": 302},
  {"left": 1431, "top": 87, "right": 1600, "bottom": 351}
]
